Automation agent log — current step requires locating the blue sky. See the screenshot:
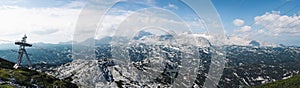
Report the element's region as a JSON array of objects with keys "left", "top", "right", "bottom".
[
  {"left": 0, "top": 0, "right": 299, "bottom": 45},
  {"left": 212, "top": 0, "right": 300, "bottom": 45},
  {"left": 212, "top": 0, "right": 300, "bottom": 32}
]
